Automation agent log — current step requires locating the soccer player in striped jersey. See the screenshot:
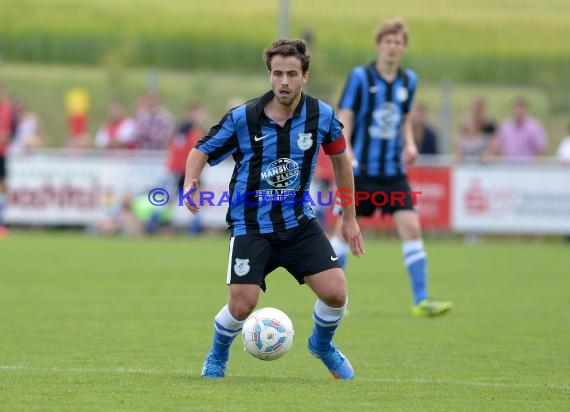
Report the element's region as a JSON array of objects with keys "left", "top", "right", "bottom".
[
  {"left": 183, "top": 39, "right": 364, "bottom": 379},
  {"left": 330, "top": 18, "right": 453, "bottom": 317}
]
